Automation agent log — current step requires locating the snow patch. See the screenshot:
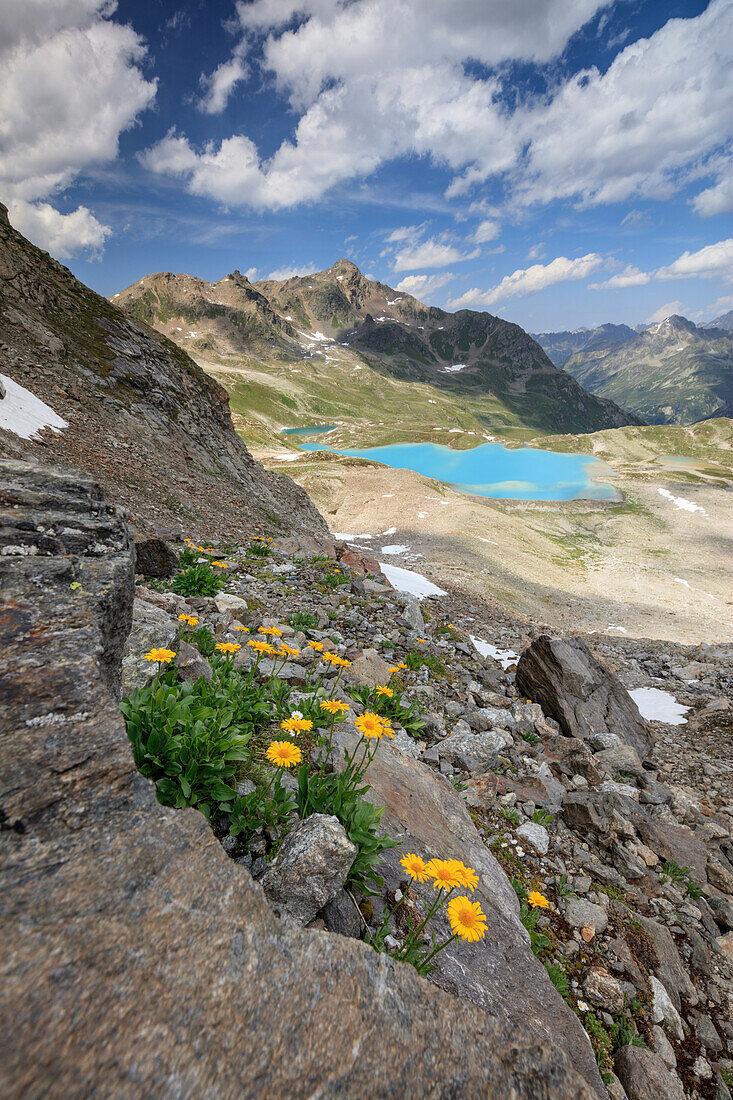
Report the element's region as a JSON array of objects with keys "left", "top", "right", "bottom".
[
  {"left": 332, "top": 532, "right": 373, "bottom": 540},
  {"left": 379, "top": 562, "right": 447, "bottom": 600},
  {"left": 442, "top": 364, "right": 468, "bottom": 373},
  {"left": 0, "top": 374, "right": 68, "bottom": 441},
  {"left": 469, "top": 634, "right": 519, "bottom": 670},
  {"left": 674, "top": 577, "right": 691, "bottom": 588},
  {"left": 382, "top": 526, "right": 397, "bottom": 535},
  {"left": 380, "top": 544, "right": 410, "bottom": 555},
  {"left": 629, "top": 687, "right": 690, "bottom": 726},
  {"left": 657, "top": 487, "right": 706, "bottom": 515}
]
